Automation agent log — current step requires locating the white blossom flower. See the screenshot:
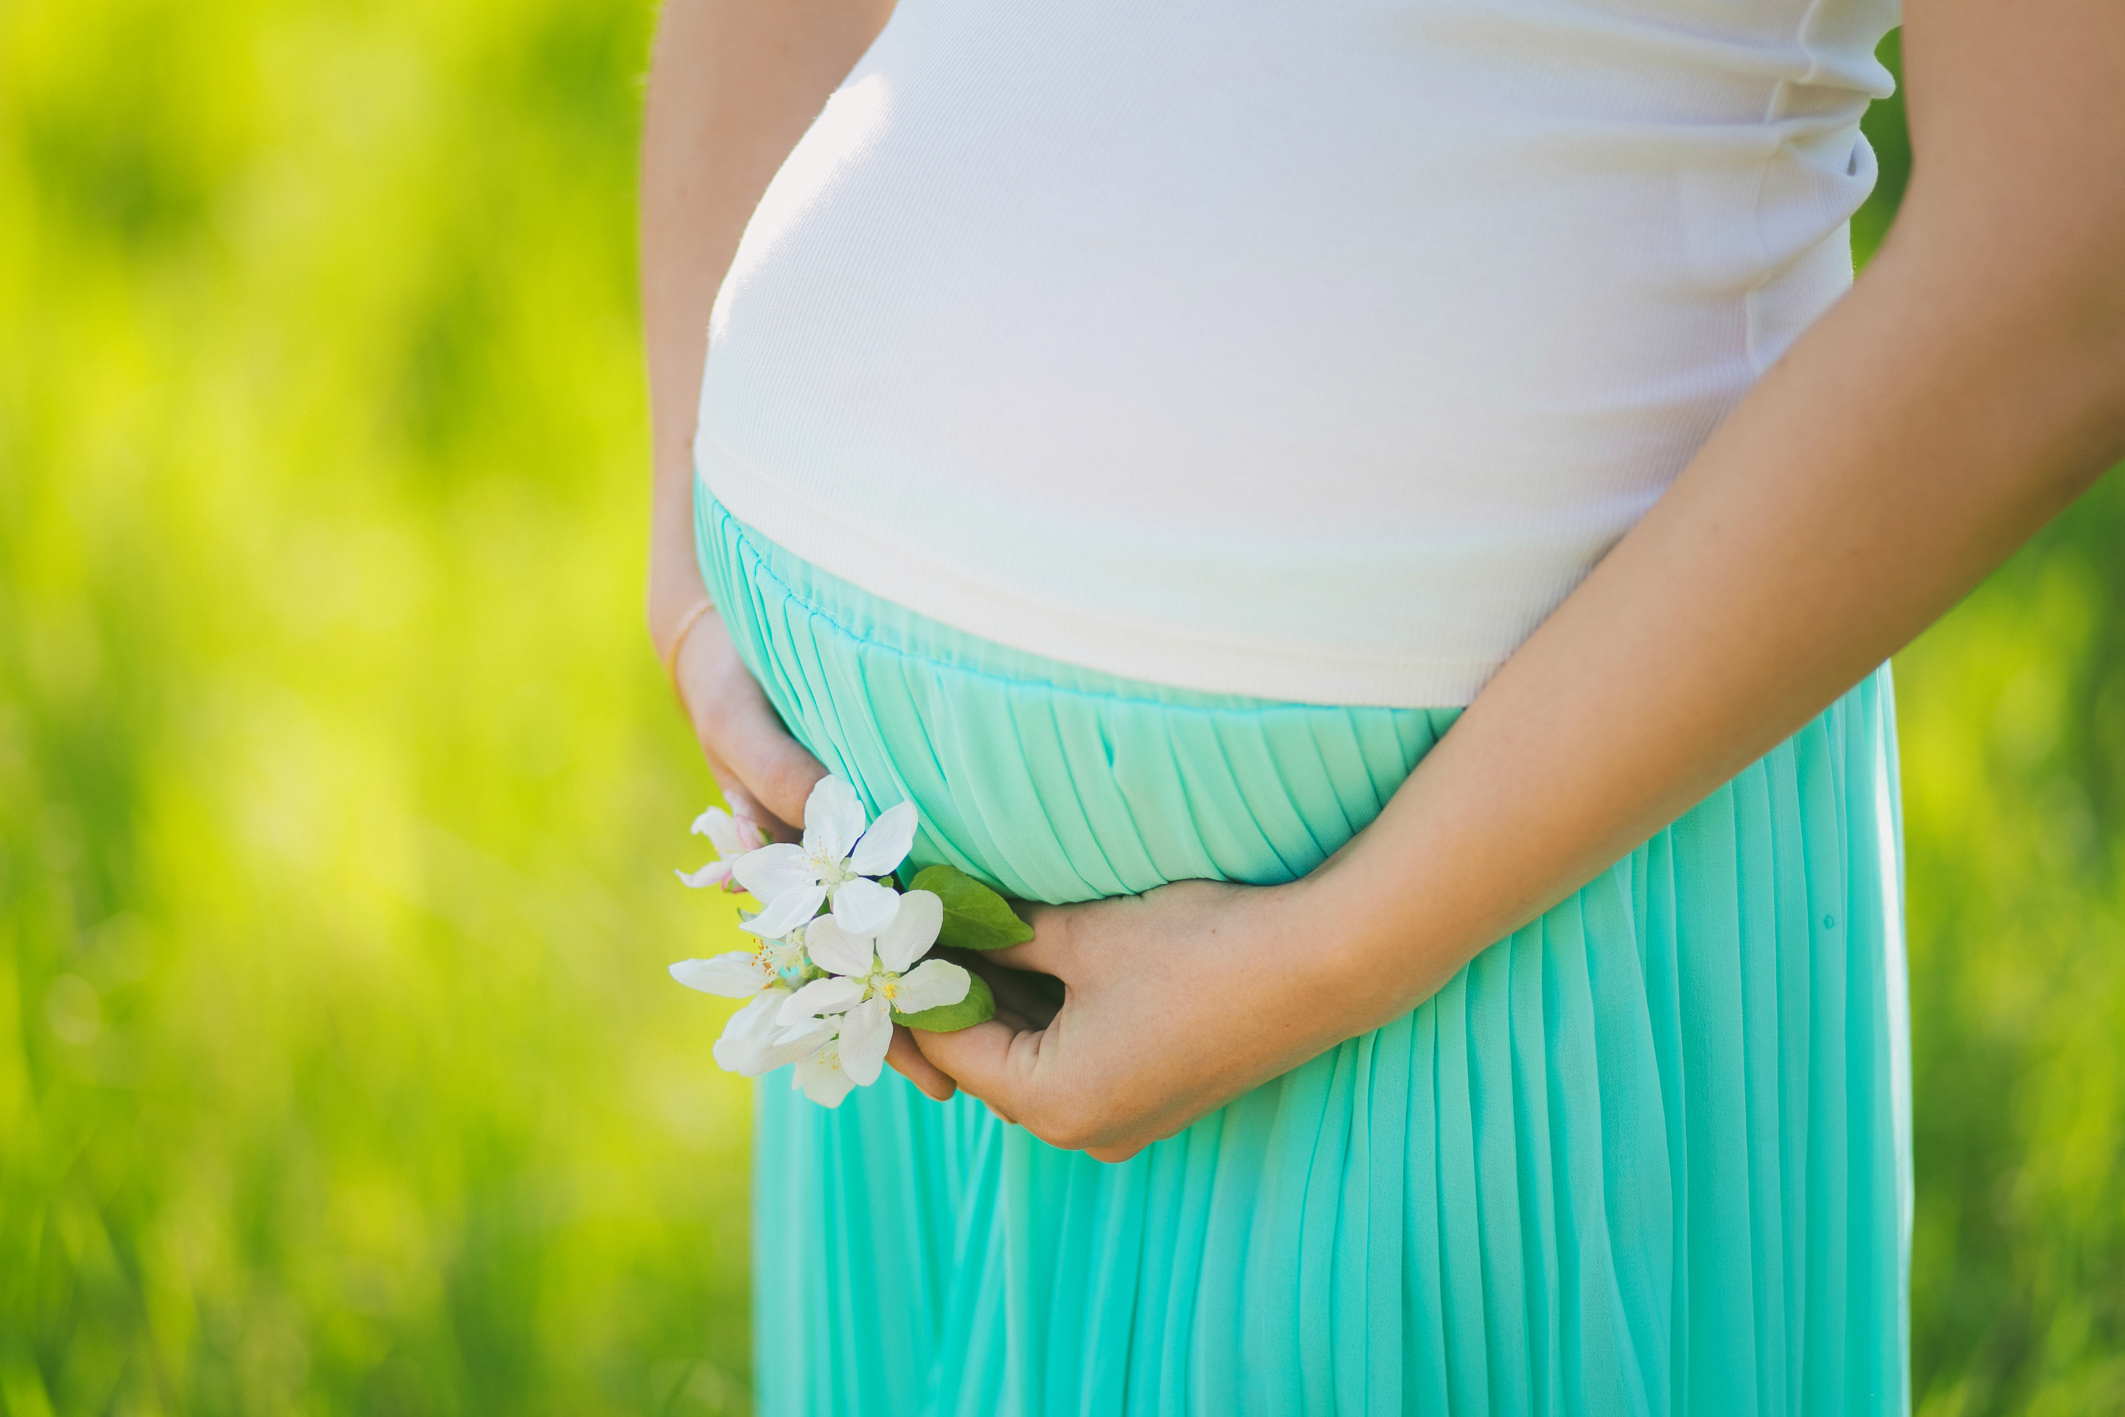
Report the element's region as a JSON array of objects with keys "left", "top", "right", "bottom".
[
  {"left": 675, "top": 803, "right": 766, "bottom": 891},
  {"left": 666, "top": 779, "right": 979, "bottom": 1107},
  {"left": 667, "top": 920, "right": 809, "bottom": 1000},
  {"left": 771, "top": 891, "right": 968, "bottom": 1090},
  {"left": 710, "top": 991, "right": 800, "bottom": 1075},
  {"left": 789, "top": 1024, "right": 861, "bottom": 1107},
  {"left": 724, "top": 998, "right": 845, "bottom": 1080},
  {"left": 669, "top": 921, "right": 815, "bottom": 1076},
  {"left": 733, "top": 777, "right": 917, "bottom": 937}
]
